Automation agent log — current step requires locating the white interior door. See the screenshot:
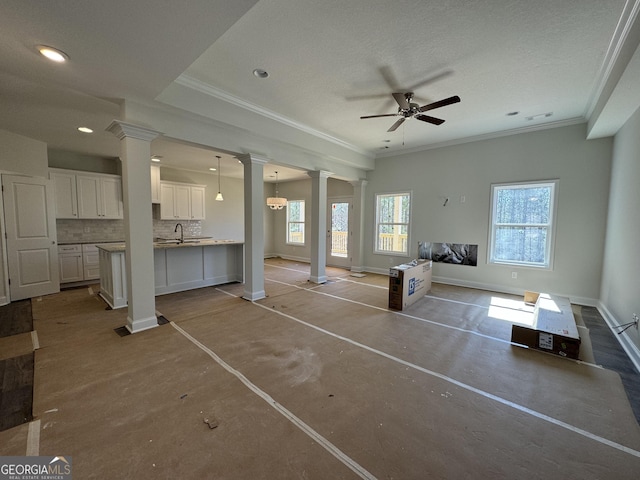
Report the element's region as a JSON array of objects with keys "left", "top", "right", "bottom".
[
  {"left": 326, "top": 198, "right": 352, "bottom": 268},
  {"left": 2, "top": 174, "right": 60, "bottom": 301}
]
